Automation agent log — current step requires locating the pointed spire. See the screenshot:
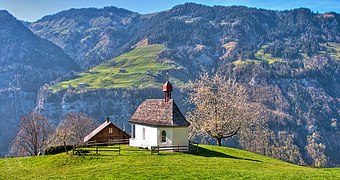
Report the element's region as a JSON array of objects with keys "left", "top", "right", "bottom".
[{"left": 163, "top": 71, "right": 172, "bottom": 102}]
